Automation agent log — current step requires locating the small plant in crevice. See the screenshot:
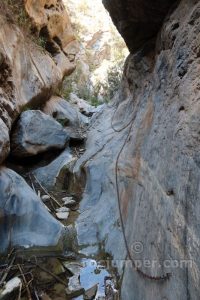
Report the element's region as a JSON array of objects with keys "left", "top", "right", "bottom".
[
  {"left": 1, "top": 0, "right": 30, "bottom": 28},
  {"left": 17, "top": 7, "right": 29, "bottom": 27},
  {"left": 0, "top": 0, "right": 49, "bottom": 52},
  {"left": 37, "top": 36, "right": 48, "bottom": 50}
]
